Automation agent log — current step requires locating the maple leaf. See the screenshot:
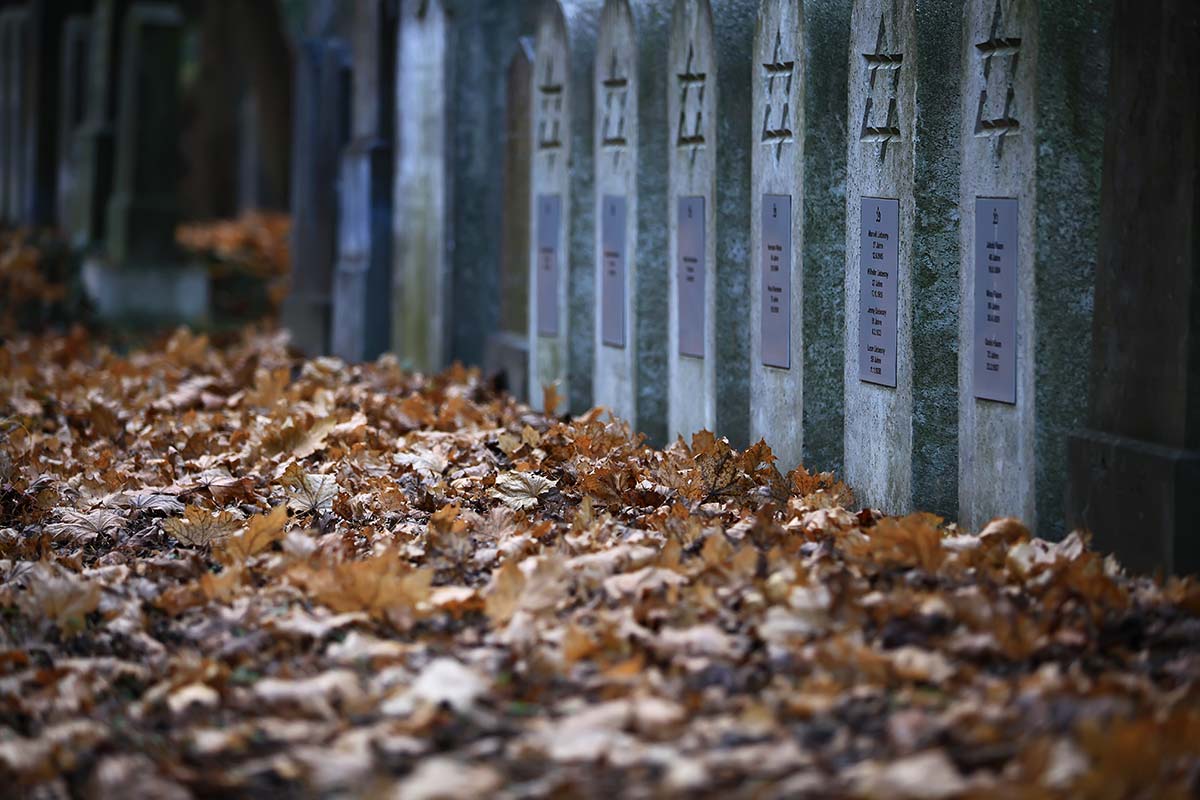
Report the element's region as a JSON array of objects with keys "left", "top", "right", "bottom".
[
  {"left": 214, "top": 504, "right": 288, "bottom": 565},
  {"left": 306, "top": 549, "right": 433, "bottom": 621},
  {"left": 18, "top": 562, "right": 100, "bottom": 634},
  {"left": 114, "top": 491, "right": 185, "bottom": 515},
  {"left": 45, "top": 508, "right": 126, "bottom": 543},
  {"left": 261, "top": 416, "right": 336, "bottom": 459},
  {"left": 490, "top": 471, "right": 556, "bottom": 510},
  {"left": 164, "top": 505, "right": 242, "bottom": 547},
  {"left": 281, "top": 464, "right": 339, "bottom": 514}
]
